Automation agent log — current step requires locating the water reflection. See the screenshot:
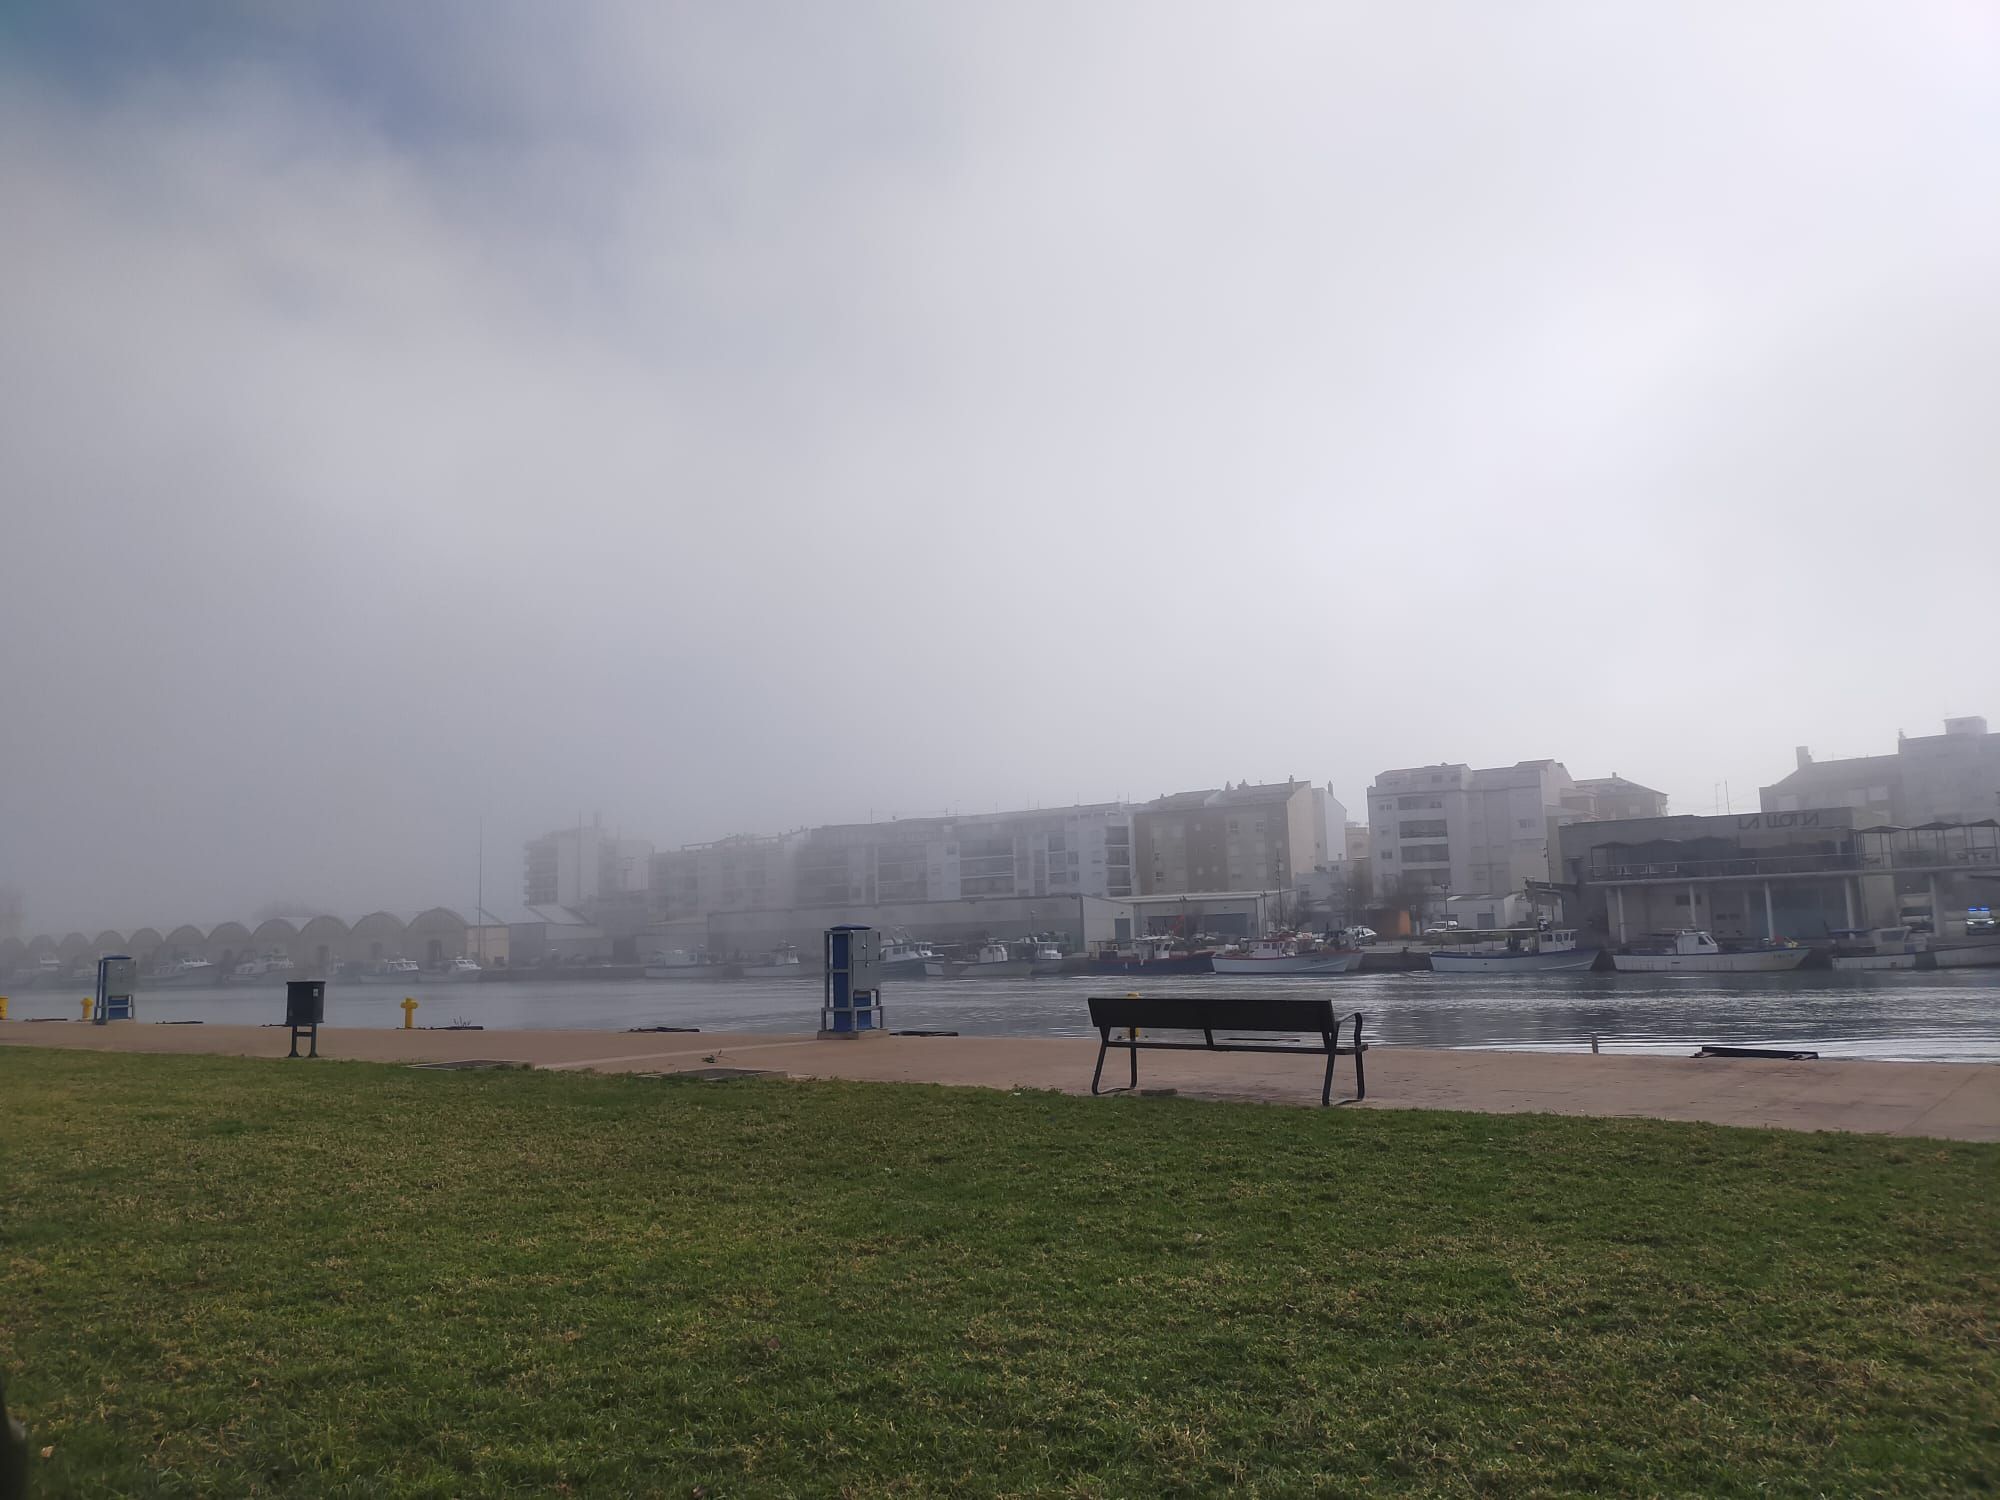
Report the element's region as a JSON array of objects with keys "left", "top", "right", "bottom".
[{"left": 22, "top": 969, "right": 2000, "bottom": 1062}]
